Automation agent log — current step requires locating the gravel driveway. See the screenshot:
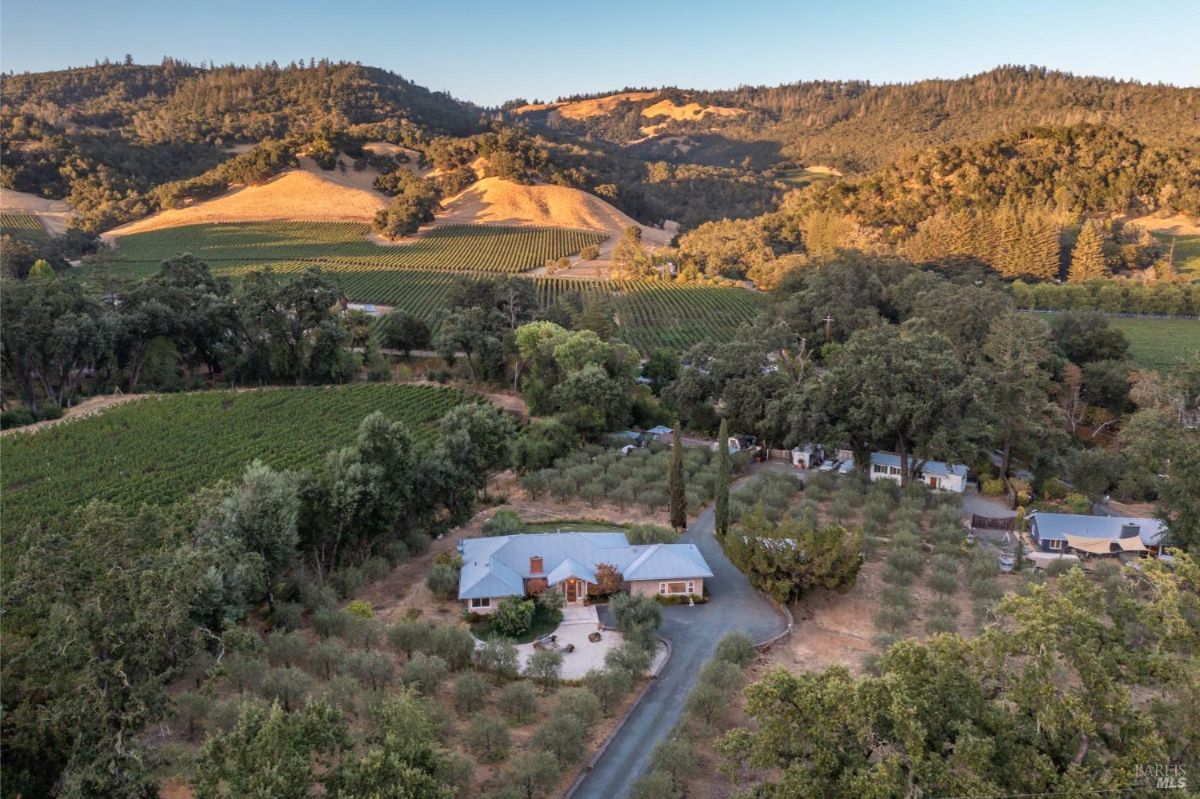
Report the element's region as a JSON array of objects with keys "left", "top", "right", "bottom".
[{"left": 570, "top": 474, "right": 789, "bottom": 799}]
